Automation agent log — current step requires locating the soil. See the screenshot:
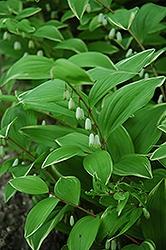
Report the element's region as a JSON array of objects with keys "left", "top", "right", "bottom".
[{"left": 0, "top": 174, "right": 66, "bottom": 250}]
